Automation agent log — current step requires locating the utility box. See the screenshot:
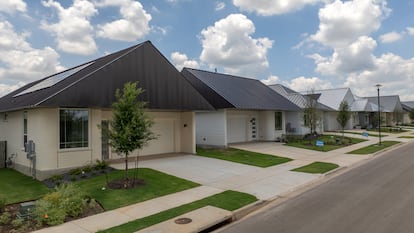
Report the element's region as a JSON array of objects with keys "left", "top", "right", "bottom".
[
  {"left": 25, "top": 140, "right": 35, "bottom": 159},
  {"left": 17, "top": 201, "right": 36, "bottom": 220}
]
